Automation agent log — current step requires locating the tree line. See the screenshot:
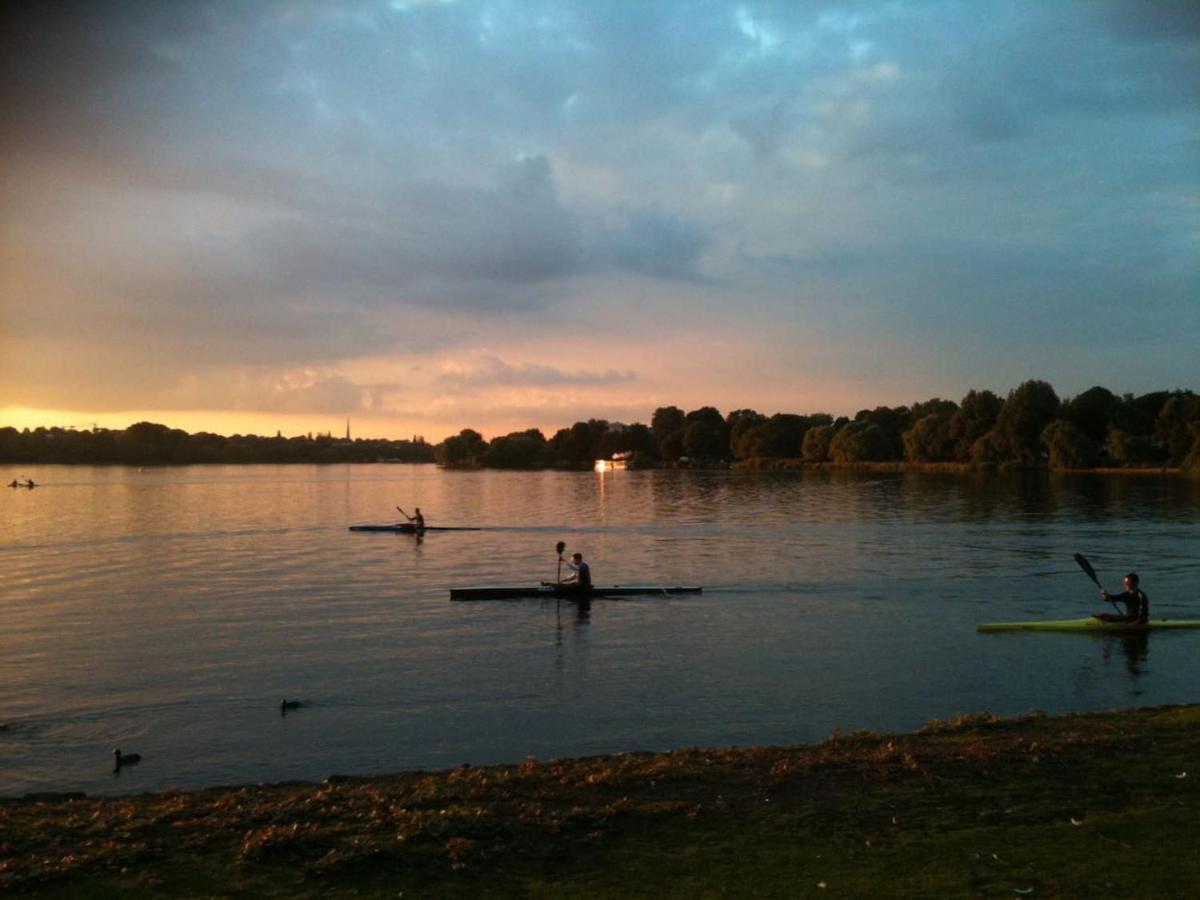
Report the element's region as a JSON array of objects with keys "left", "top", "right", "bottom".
[
  {"left": 5, "top": 381, "right": 1197, "bottom": 471},
  {"left": 0, "top": 422, "right": 435, "bottom": 465},
  {"left": 436, "top": 381, "right": 1200, "bottom": 473}
]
